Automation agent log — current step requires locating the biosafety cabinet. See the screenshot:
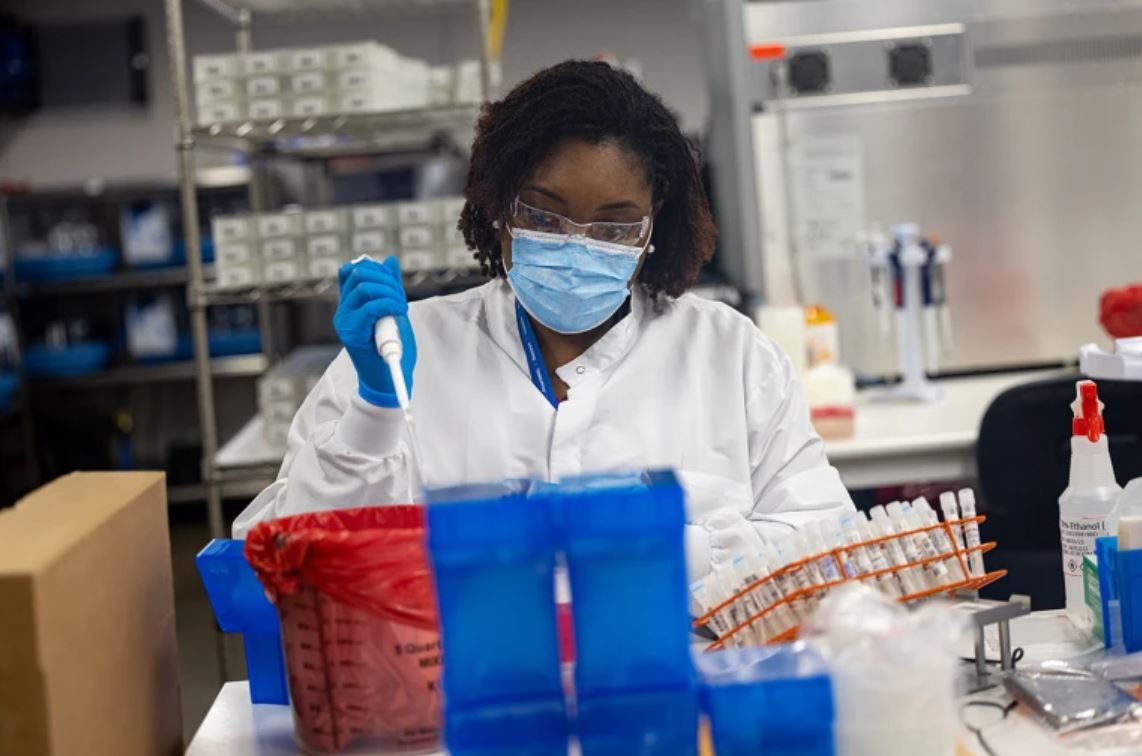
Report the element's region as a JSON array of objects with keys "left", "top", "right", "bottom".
[{"left": 696, "top": 0, "right": 1142, "bottom": 375}]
